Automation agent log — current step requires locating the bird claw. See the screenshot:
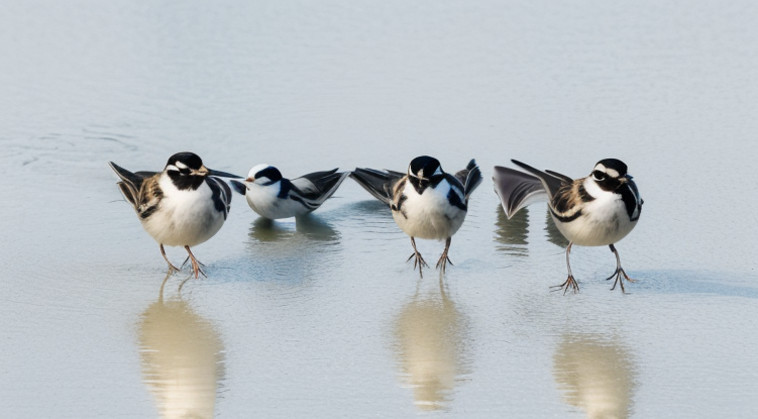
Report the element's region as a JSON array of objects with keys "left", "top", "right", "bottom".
[
  {"left": 609, "top": 268, "right": 635, "bottom": 293},
  {"left": 435, "top": 254, "right": 453, "bottom": 274},
  {"left": 550, "top": 275, "right": 580, "bottom": 295},
  {"left": 406, "top": 252, "right": 428, "bottom": 277}
]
